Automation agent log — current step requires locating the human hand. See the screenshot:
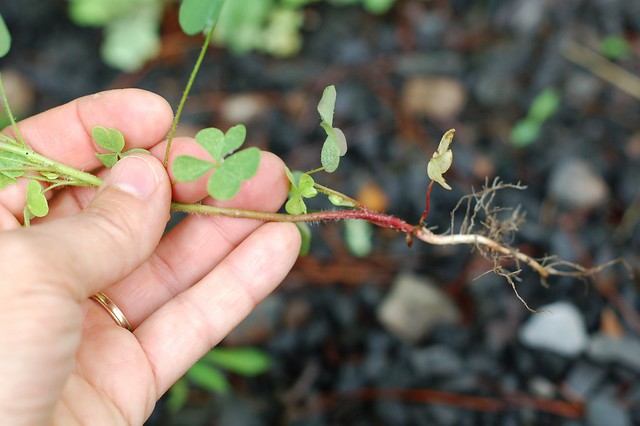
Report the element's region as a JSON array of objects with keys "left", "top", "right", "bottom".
[{"left": 0, "top": 89, "right": 300, "bottom": 424}]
